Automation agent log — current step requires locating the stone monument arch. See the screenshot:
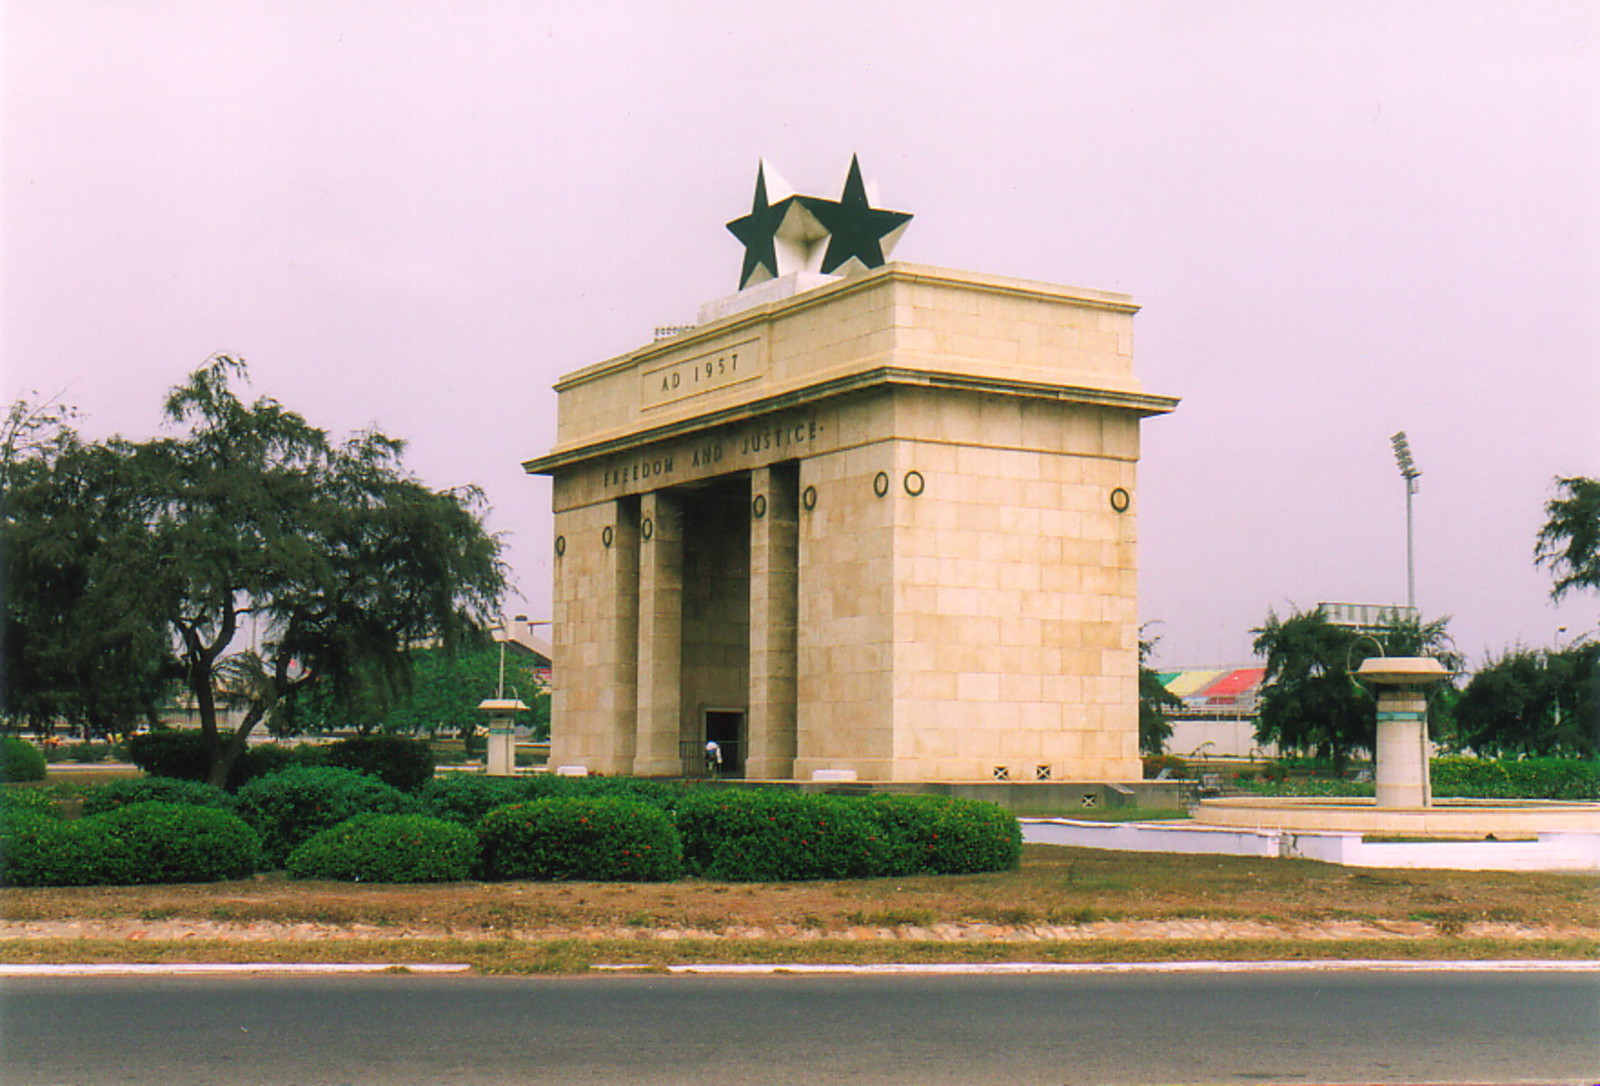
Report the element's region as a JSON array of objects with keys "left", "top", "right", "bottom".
[{"left": 525, "top": 161, "right": 1178, "bottom": 782}]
